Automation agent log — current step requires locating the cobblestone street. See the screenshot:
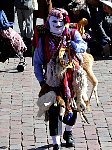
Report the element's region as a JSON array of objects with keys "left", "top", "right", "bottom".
[
  {"left": 0, "top": 57, "right": 112, "bottom": 150},
  {"left": 0, "top": 13, "right": 112, "bottom": 150}
]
